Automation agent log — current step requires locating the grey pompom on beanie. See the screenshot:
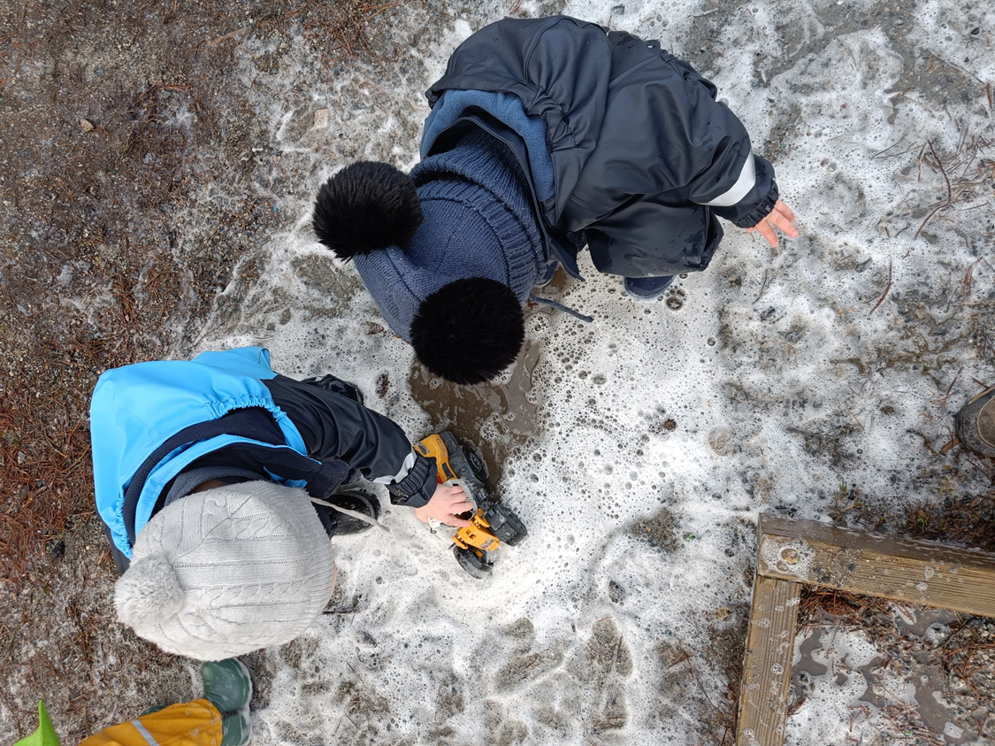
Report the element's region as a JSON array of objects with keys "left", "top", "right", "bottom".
[{"left": 114, "top": 481, "right": 334, "bottom": 661}]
